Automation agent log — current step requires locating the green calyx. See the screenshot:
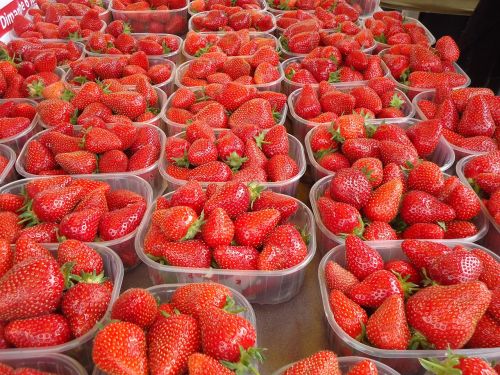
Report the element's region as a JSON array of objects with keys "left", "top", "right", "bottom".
[
  {"left": 328, "top": 70, "right": 341, "bottom": 83},
  {"left": 467, "top": 178, "right": 483, "bottom": 196},
  {"left": 364, "top": 122, "right": 377, "bottom": 138},
  {"left": 161, "top": 40, "right": 171, "bottom": 54},
  {"left": 223, "top": 296, "right": 246, "bottom": 314},
  {"left": 285, "top": 68, "right": 295, "bottom": 80},
  {"left": 248, "top": 182, "right": 265, "bottom": 207},
  {"left": 392, "top": 271, "right": 420, "bottom": 297},
  {"left": 408, "top": 330, "right": 434, "bottom": 350},
  {"left": 278, "top": 36, "right": 289, "bottom": 51},
  {"left": 27, "top": 80, "right": 46, "bottom": 98},
  {"left": 61, "top": 88, "right": 75, "bottom": 102},
  {"left": 194, "top": 45, "right": 212, "bottom": 57},
  {"left": 73, "top": 76, "right": 88, "bottom": 85},
  {"left": 374, "top": 33, "right": 387, "bottom": 44},
  {"left": 399, "top": 68, "right": 410, "bottom": 86},
  {"left": 18, "top": 199, "right": 39, "bottom": 227},
  {"left": 181, "top": 211, "right": 205, "bottom": 241},
  {"left": 272, "top": 110, "right": 282, "bottom": 124},
  {"left": 221, "top": 346, "right": 265, "bottom": 375},
  {"left": 314, "top": 148, "right": 334, "bottom": 161},
  {"left": 253, "top": 132, "right": 269, "bottom": 150},
  {"left": 172, "top": 150, "right": 190, "bottom": 168},
  {"left": 225, "top": 152, "right": 248, "bottom": 172},
  {"left": 389, "top": 93, "right": 405, "bottom": 109},
  {"left": 68, "top": 32, "right": 83, "bottom": 41},
  {"left": 418, "top": 349, "right": 462, "bottom": 375}
]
